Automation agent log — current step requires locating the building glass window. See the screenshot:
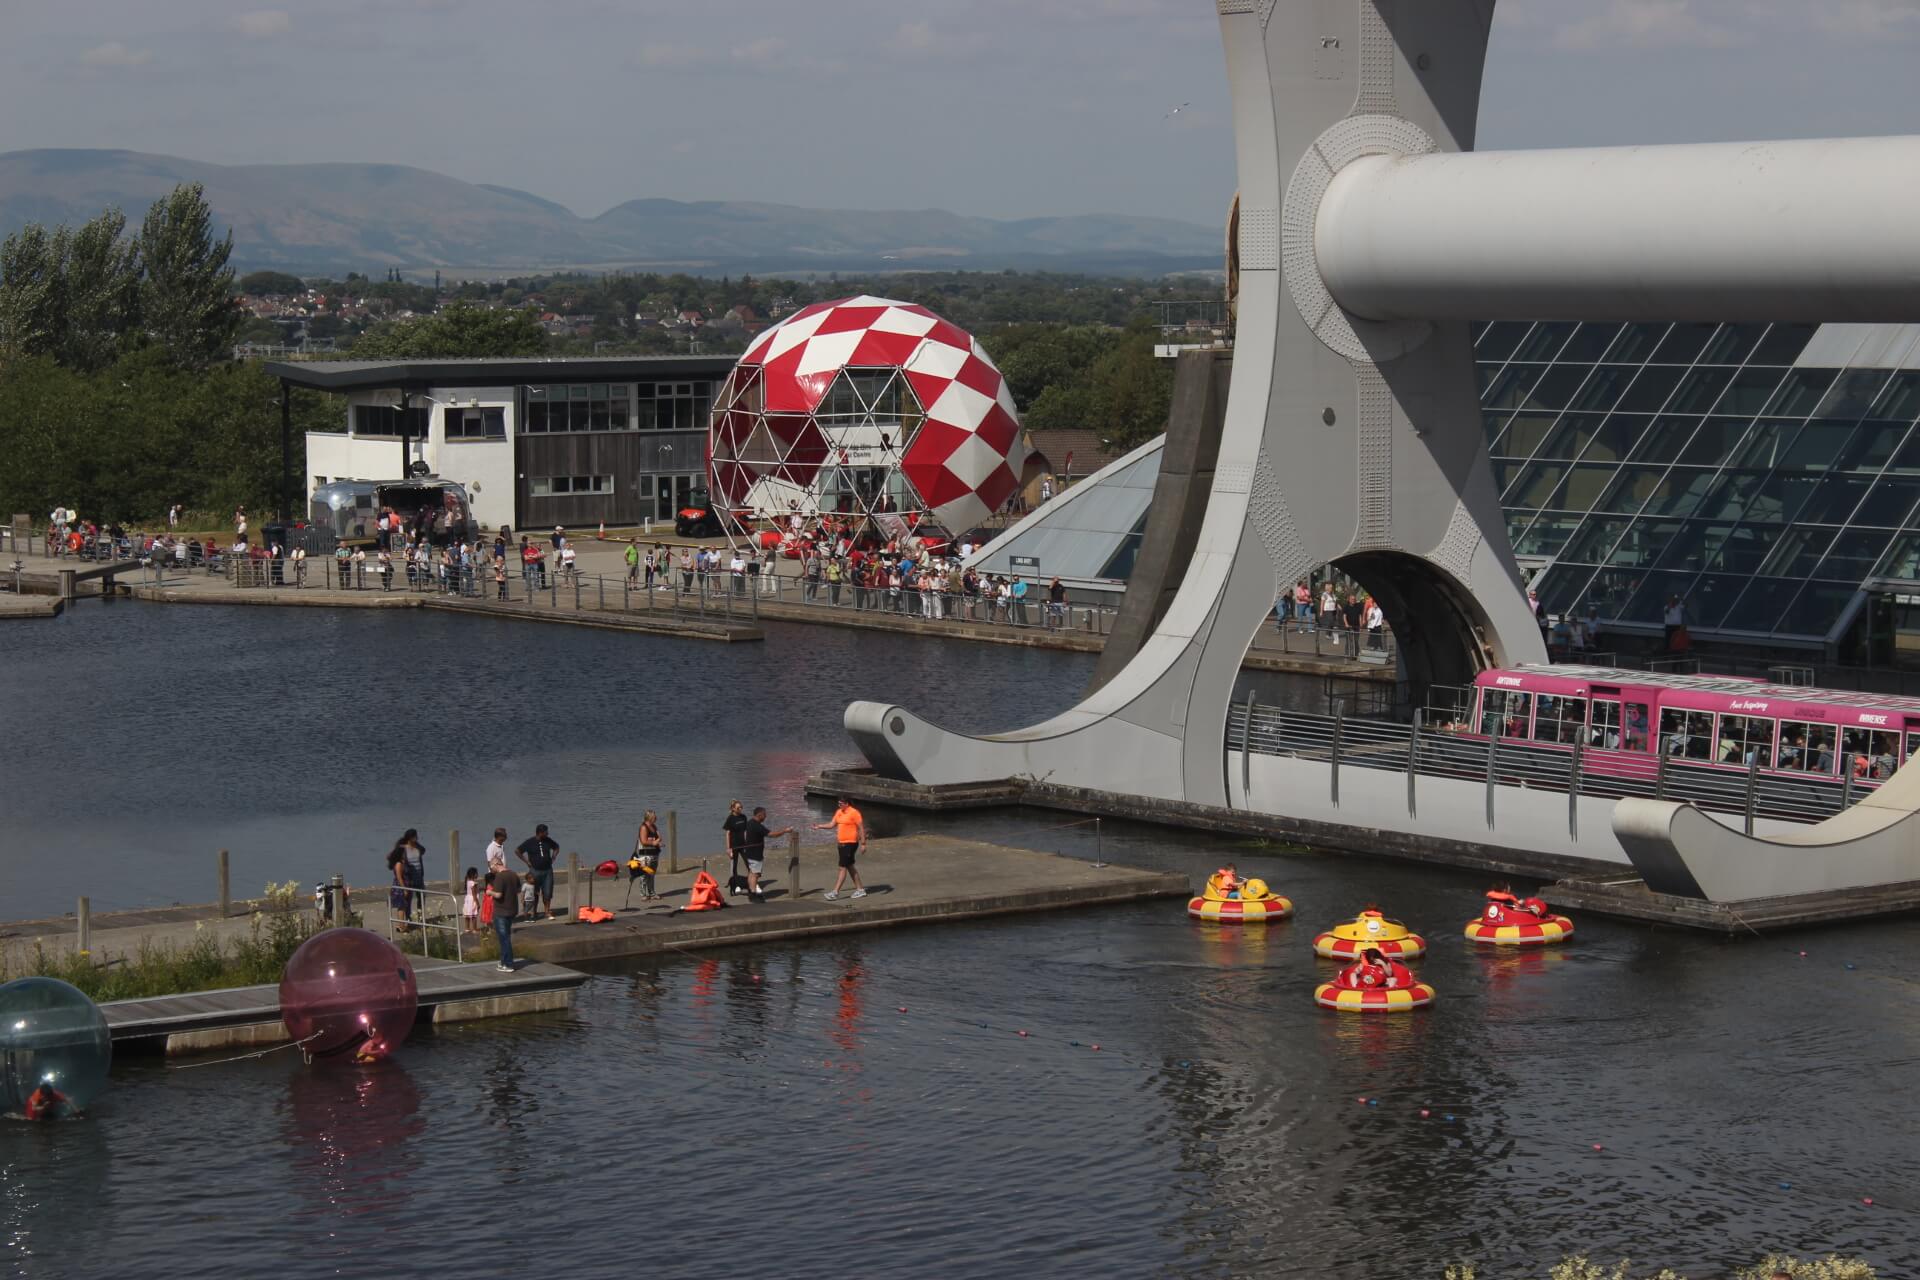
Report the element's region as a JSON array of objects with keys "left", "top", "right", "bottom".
[
  {"left": 528, "top": 475, "right": 614, "bottom": 496},
  {"left": 353, "top": 404, "right": 431, "bottom": 436},
  {"left": 522, "top": 385, "right": 633, "bottom": 433},
  {"left": 444, "top": 407, "right": 505, "bottom": 439}
]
